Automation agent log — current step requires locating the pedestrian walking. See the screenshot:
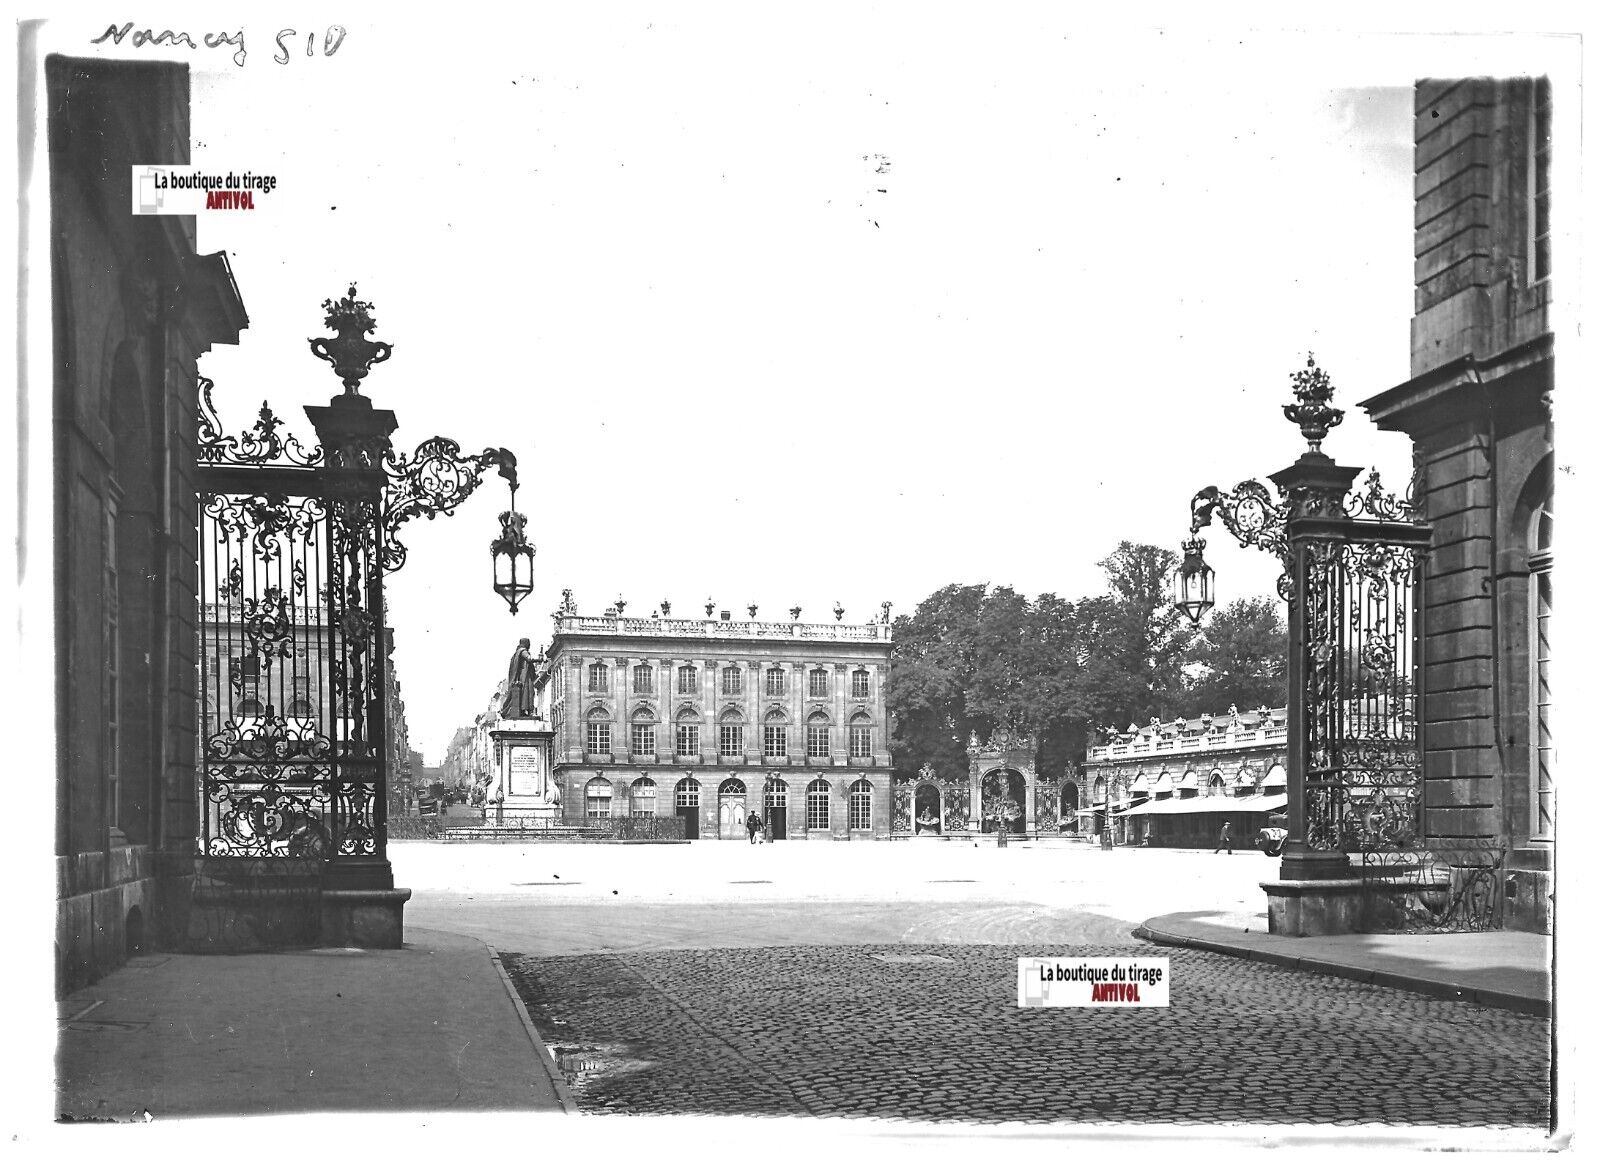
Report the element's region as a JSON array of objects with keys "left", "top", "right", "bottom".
[
  {"left": 746, "top": 811, "right": 762, "bottom": 844},
  {"left": 1214, "top": 821, "right": 1233, "bottom": 855}
]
